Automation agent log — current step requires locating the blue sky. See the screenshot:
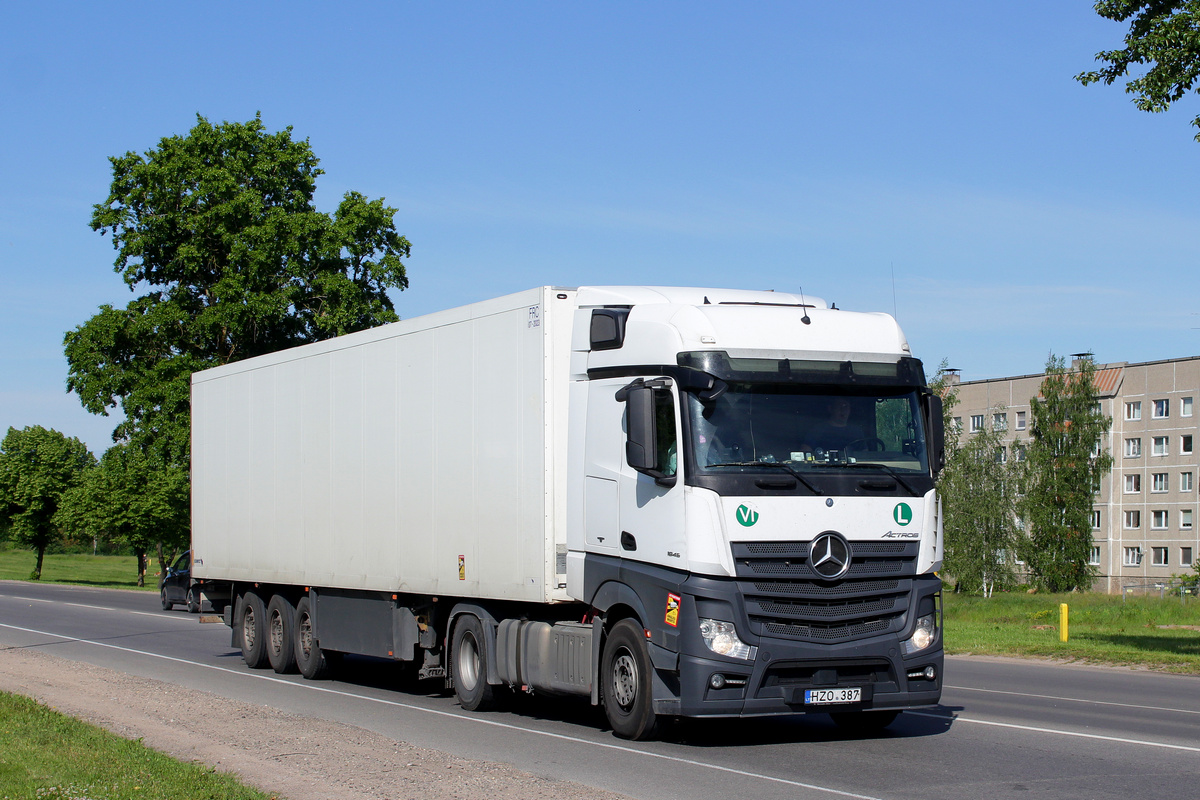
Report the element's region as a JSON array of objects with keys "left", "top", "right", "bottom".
[{"left": 2, "top": 2, "right": 1198, "bottom": 455}]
